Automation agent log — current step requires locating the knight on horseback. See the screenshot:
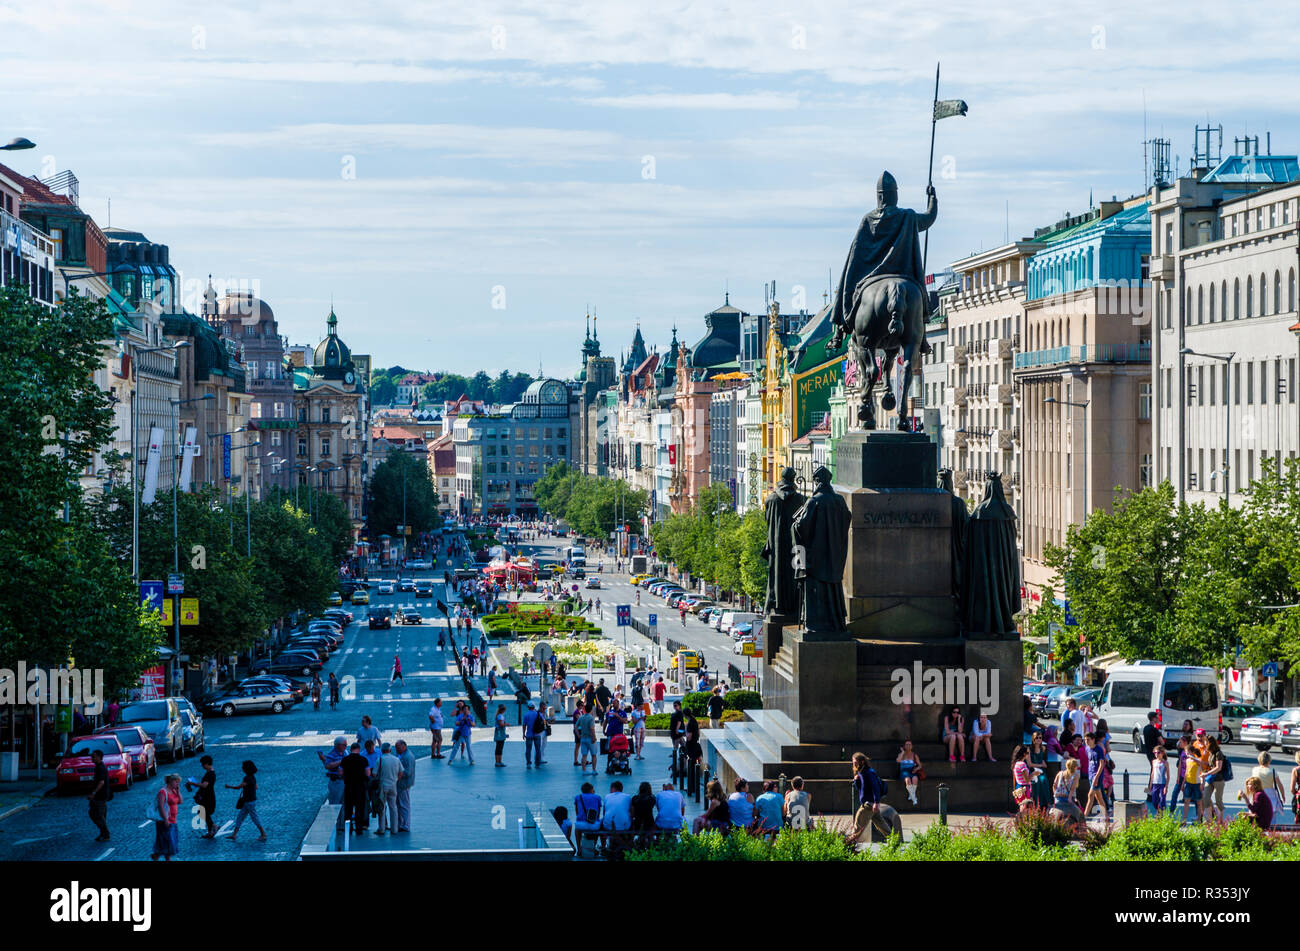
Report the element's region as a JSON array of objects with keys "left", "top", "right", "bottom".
[{"left": 826, "top": 171, "right": 938, "bottom": 430}]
